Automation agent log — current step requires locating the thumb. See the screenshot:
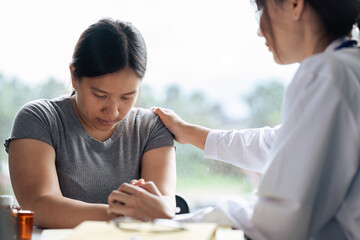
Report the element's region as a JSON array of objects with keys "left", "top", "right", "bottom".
[
  {"left": 151, "top": 107, "right": 163, "bottom": 116},
  {"left": 151, "top": 107, "right": 170, "bottom": 122}
]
